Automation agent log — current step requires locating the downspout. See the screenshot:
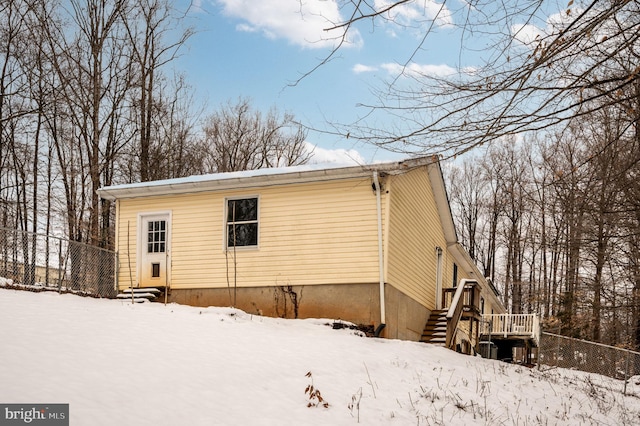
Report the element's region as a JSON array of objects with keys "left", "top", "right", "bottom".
[
  {"left": 436, "top": 246, "right": 444, "bottom": 309},
  {"left": 373, "top": 171, "right": 386, "bottom": 336}
]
